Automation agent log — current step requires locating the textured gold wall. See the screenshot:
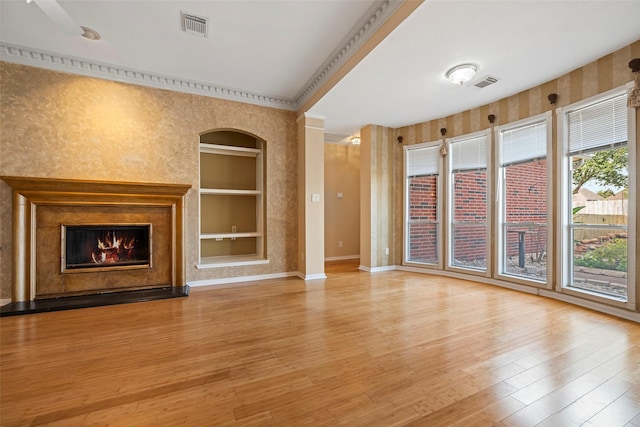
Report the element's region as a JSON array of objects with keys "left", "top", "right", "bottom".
[{"left": 0, "top": 62, "right": 298, "bottom": 298}]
